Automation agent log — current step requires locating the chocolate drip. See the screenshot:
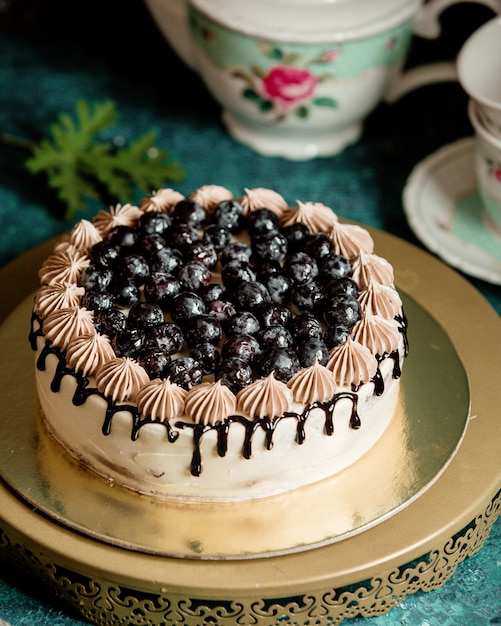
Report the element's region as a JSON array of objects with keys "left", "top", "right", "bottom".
[{"left": 396, "top": 311, "right": 409, "bottom": 356}]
